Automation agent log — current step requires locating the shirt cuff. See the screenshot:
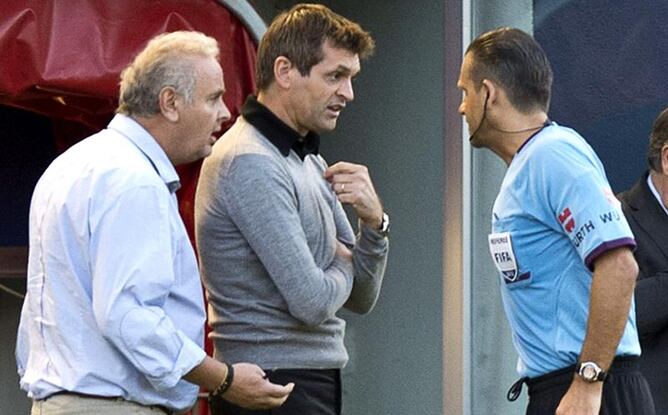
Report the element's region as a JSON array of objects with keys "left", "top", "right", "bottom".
[{"left": 148, "top": 334, "right": 206, "bottom": 391}]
